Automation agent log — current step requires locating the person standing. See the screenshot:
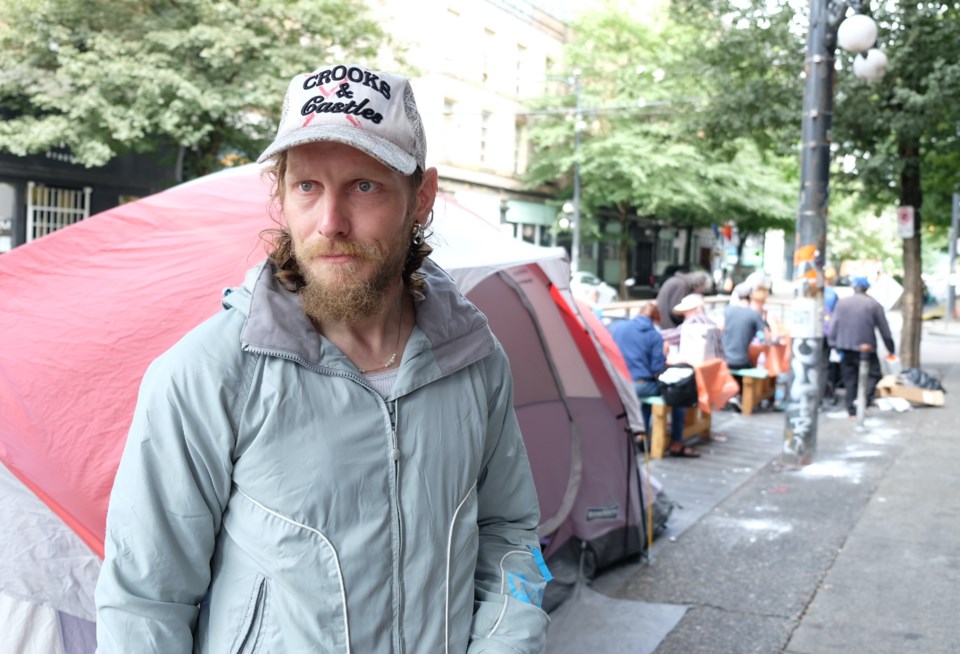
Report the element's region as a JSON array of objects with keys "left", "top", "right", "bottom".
[
  {"left": 95, "top": 63, "right": 550, "bottom": 652},
  {"left": 828, "top": 276, "right": 896, "bottom": 417},
  {"left": 822, "top": 266, "right": 841, "bottom": 403},
  {"left": 656, "top": 270, "right": 712, "bottom": 329},
  {"left": 609, "top": 304, "right": 699, "bottom": 458}
]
